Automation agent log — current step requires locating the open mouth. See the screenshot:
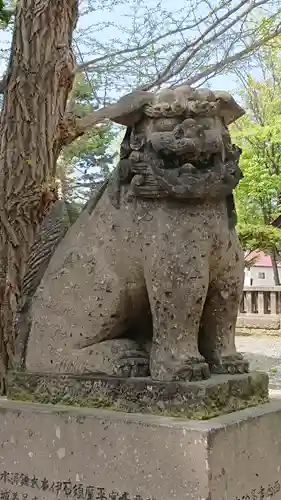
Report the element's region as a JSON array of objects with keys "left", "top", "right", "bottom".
[{"left": 160, "top": 151, "right": 214, "bottom": 170}]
